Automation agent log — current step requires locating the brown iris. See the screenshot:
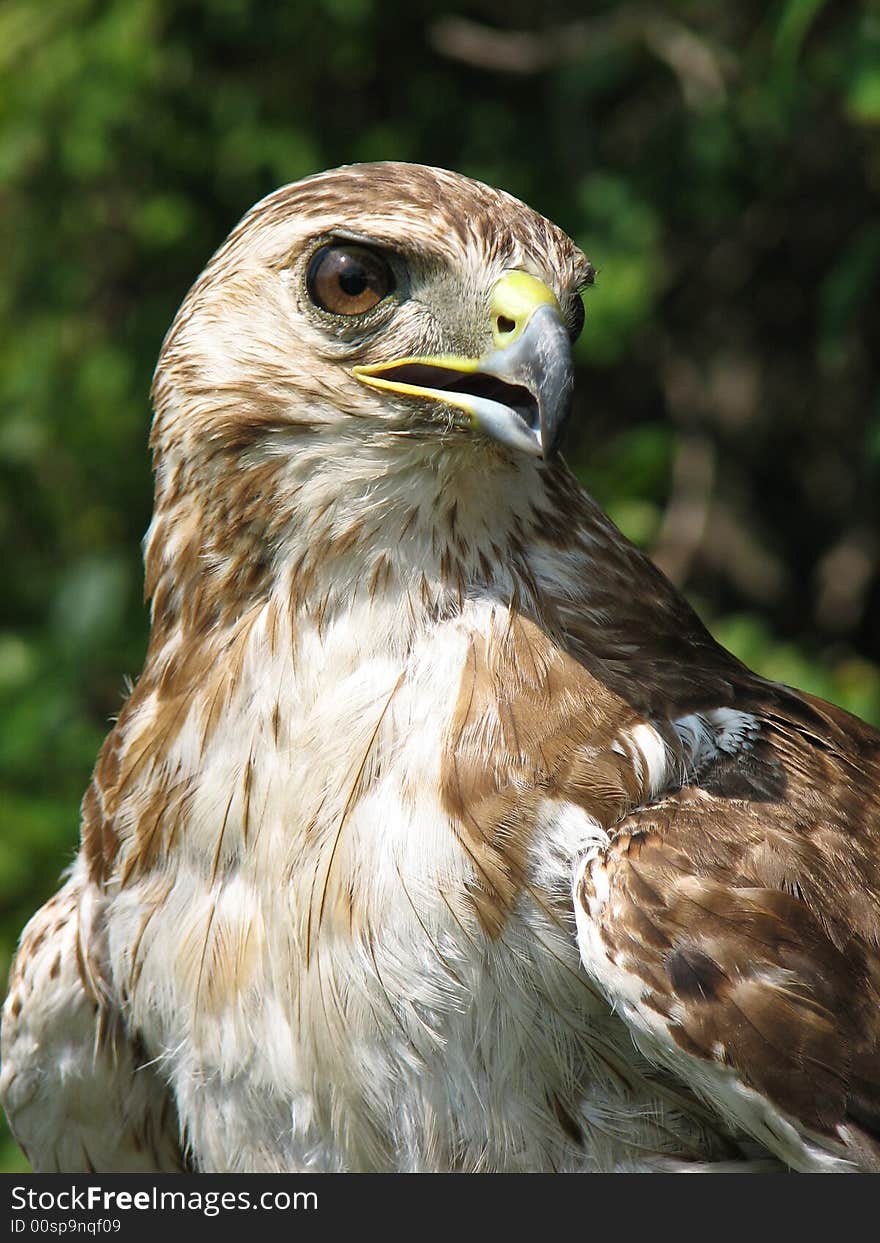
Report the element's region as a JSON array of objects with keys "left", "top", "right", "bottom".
[{"left": 306, "top": 243, "right": 394, "bottom": 315}]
